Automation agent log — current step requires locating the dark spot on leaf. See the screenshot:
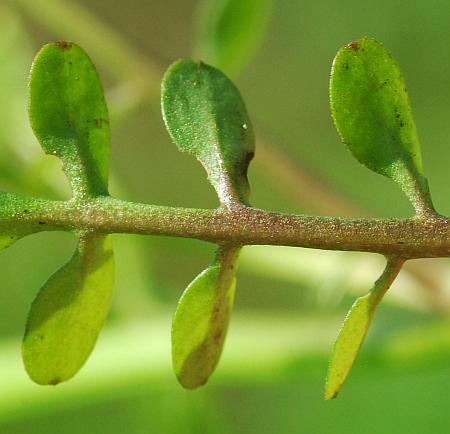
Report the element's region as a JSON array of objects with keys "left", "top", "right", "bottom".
[
  {"left": 397, "top": 241, "right": 404, "bottom": 244},
  {"left": 49, "top": 377, "right": 61, "bottom": 385},
  {"left": 399, "top": 121, "right": 404, "bottom": 127},
  {"left": 329, "top": 391, "right": 339, "bottom": 399},
  {"left": 344, "top": 63, "right": 349, "bottom": 70},
  {"left": 10, "top": 236, "right": 14, "bottom": 240},
  {"left": 38, "top": 221, "right": 46, "bottom": 225},
  {"left": 94, "top": 118, "right": 103, "bottom": 128},
  {"left": 23, "top": 209, "right": 28, "bottom": 213},
  {"left": 213, "top": 328, "right": 224, "bottom": 342}
]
